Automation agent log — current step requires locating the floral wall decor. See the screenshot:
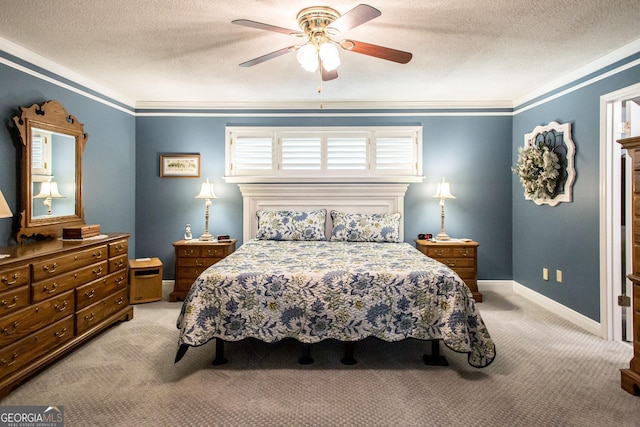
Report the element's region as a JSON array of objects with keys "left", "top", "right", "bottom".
[{"left": 513, "top": 121, "right": 576, "bottom": 206}]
